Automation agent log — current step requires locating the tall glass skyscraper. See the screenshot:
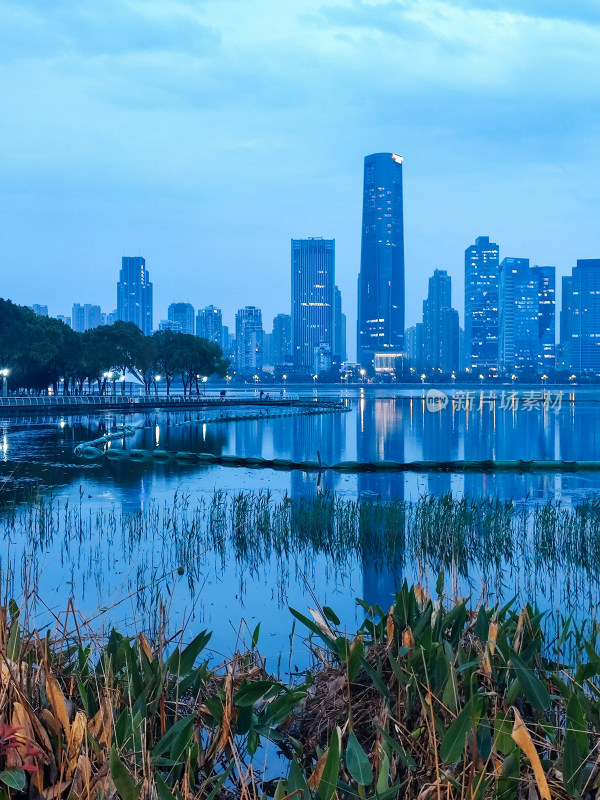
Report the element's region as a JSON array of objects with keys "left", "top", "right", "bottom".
[
  {"left": 168, "top": 302, "right": 195, "bottom": 335},
  {"left": 357, "top": 153, "right": 405, "bottom": 368},
  {"left": 117, "top": 256, "right": 153, "bottom": 335},
  {"left": 291, "top": 238, "right": 334, "bottom": 370},
  {"left": 464, "top": 236, "right": 500, "bottom": 371},
  {"left": 561, "top": 259, "right": 600, "bottom": 373}
]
